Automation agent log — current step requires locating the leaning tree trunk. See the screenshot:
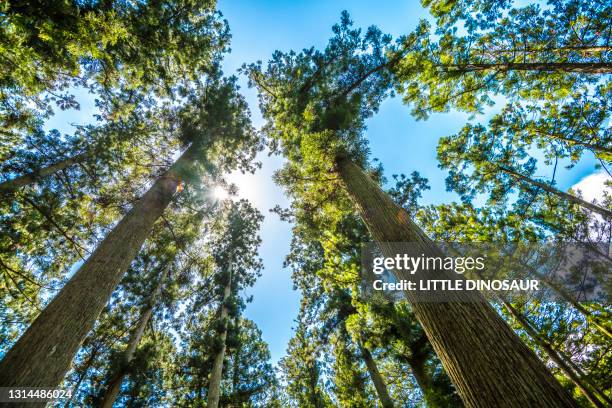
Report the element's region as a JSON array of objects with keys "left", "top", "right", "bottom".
[
  {"left": 500, "top": 166, "right": 612, "bottom": 219},
  {"left": 543, "top": 278, "right": 612, "bottom": 340},
  {"left": 63, "top": 344, "right": 100, "bottom": 408},
  {"left": 517, "top": 258, "right": 612, "bottom": 340},
  {"left": 0, "top": 152, "right": 89, "bottom": 196},
  {"left": 0, "top": 145, "right": 195, "bottom": 398},
  {"left": 359, "top": 343, "right": 395, "bottom": 408},
  {"left": 98, "top": 267, "right": 169, "bottom": 408},
  {"left": 442, "top": 62, "right": 612, "bottom": 74},
  {"left": 334, "top": 155, "right": 578, "bottom": 408},
  {"left": 207, "top": 267, "right": 233, "bottom": 408},
  {"left": 501, "top": 300, "right": 611, "bottom": 408}
]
